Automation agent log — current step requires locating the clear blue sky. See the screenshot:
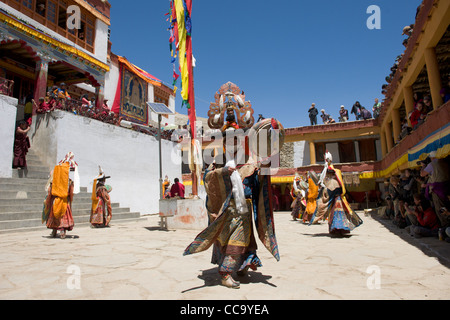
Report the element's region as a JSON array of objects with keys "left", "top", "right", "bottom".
[{"left": 109, "top": 0, "right": 421, "bottom": 128}]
